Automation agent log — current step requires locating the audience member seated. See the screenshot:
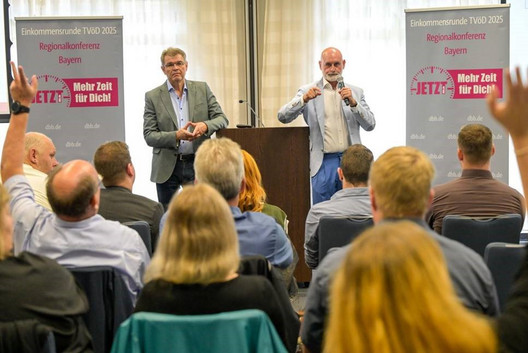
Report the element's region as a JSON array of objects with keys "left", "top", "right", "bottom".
[
  {"left": 426, "top": 123, "right": 525, "bottom": 234},
  {"left": 239, "top": 150, "right": 288, "bottom": 228},
  {"left": 239, "top": 149, "right": 298, "bottom": 297},
  {"left": 94, "top": 141, "right": 164, "bottom": 251},
  {"left": 22, "top": 131, "right": 58, "bottom": 210},
  {"left": 158, "top": 139, "right": 293, "bottom": 269},
  {"left": 134, "top": 183, "right": 297, "bottom": 352},
  {"left": 1, "top": 62, "right": 150, "bottom": 303},
  {"left": 304, "top": 144, "right": 372, "bottom": 269},
  {"left": 301, "top": 146, "right": 498, "bottom": 353},
  {"left": 324, "top": 220, "right": 496, "bottom": 353},
  {"left": 0, "top": 184, "right": 93, "bottom": 352},
  {"left": 193, "top": 137, "right": 293, "bottom": 268}
]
